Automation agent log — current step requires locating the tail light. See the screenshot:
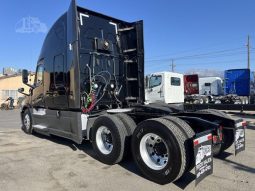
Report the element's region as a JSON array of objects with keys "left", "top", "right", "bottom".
[{"left": 242, "top": 121, "right": 247, "bottom": 128}]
